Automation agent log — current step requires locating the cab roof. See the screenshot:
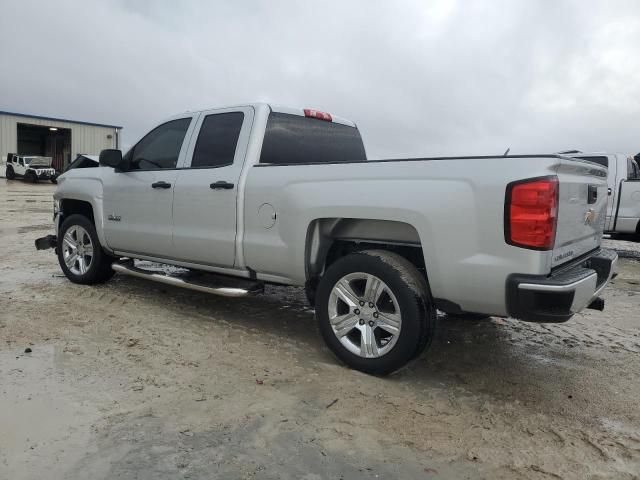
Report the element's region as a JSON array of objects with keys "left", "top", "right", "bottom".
[{"left": 188, "top": 103, "right": 357, "bottom": 128}]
